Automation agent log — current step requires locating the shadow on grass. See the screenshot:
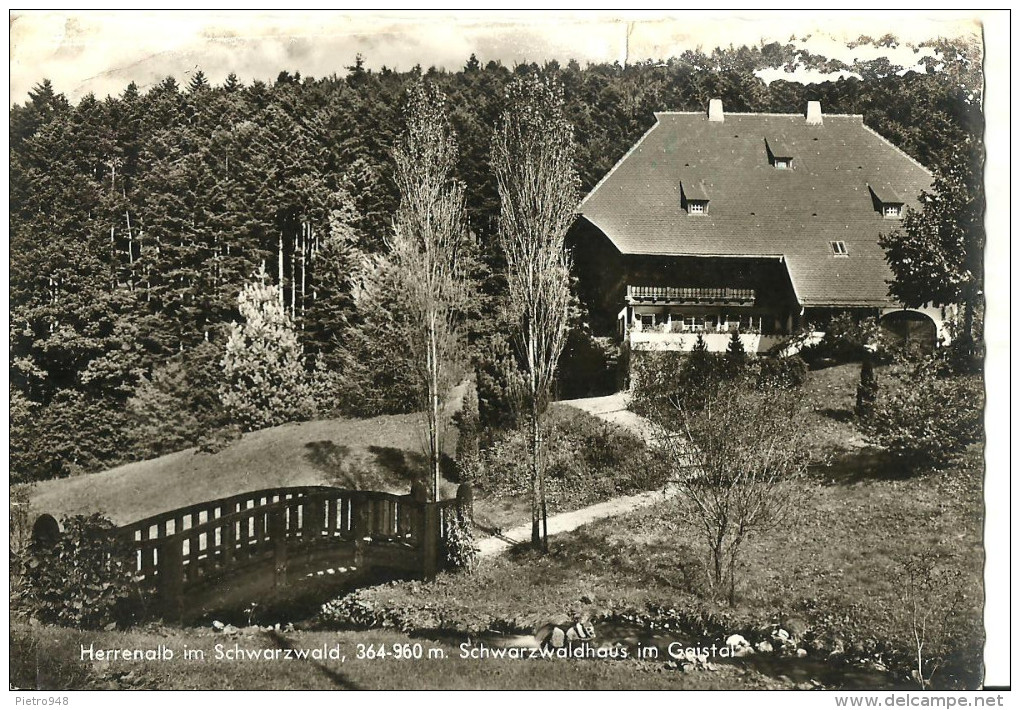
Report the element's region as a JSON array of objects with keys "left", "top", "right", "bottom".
[
  {"left": 817, "top": 407, "right": 855, "bottom": 424},
  {"left": 303, "top": 440, "right": 458, "bottom": 490},
  {"left": 367, "top": 445, "right": 426, "bottom": 482},
  {"left": 265, "top": 630, "right": 361, "bottom": 689},
  {"left": 809, "top": 447, "right": 912, "bottom": 485}
]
